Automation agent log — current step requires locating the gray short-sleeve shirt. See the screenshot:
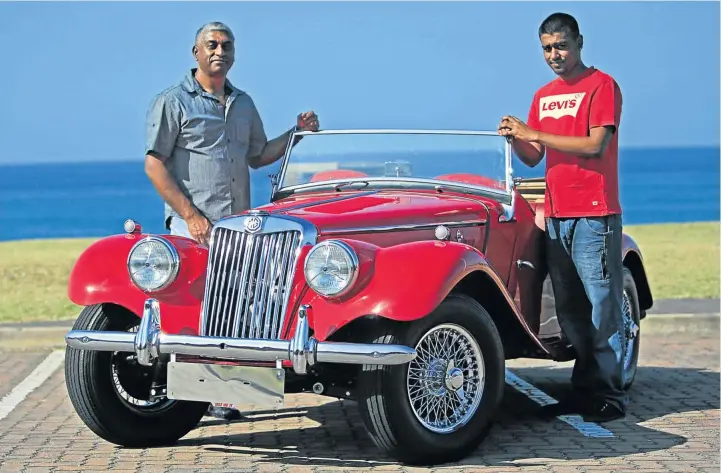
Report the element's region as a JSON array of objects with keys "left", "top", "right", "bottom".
[{"left": 145, "top": 68, "right": 268, "bottom": 227}]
